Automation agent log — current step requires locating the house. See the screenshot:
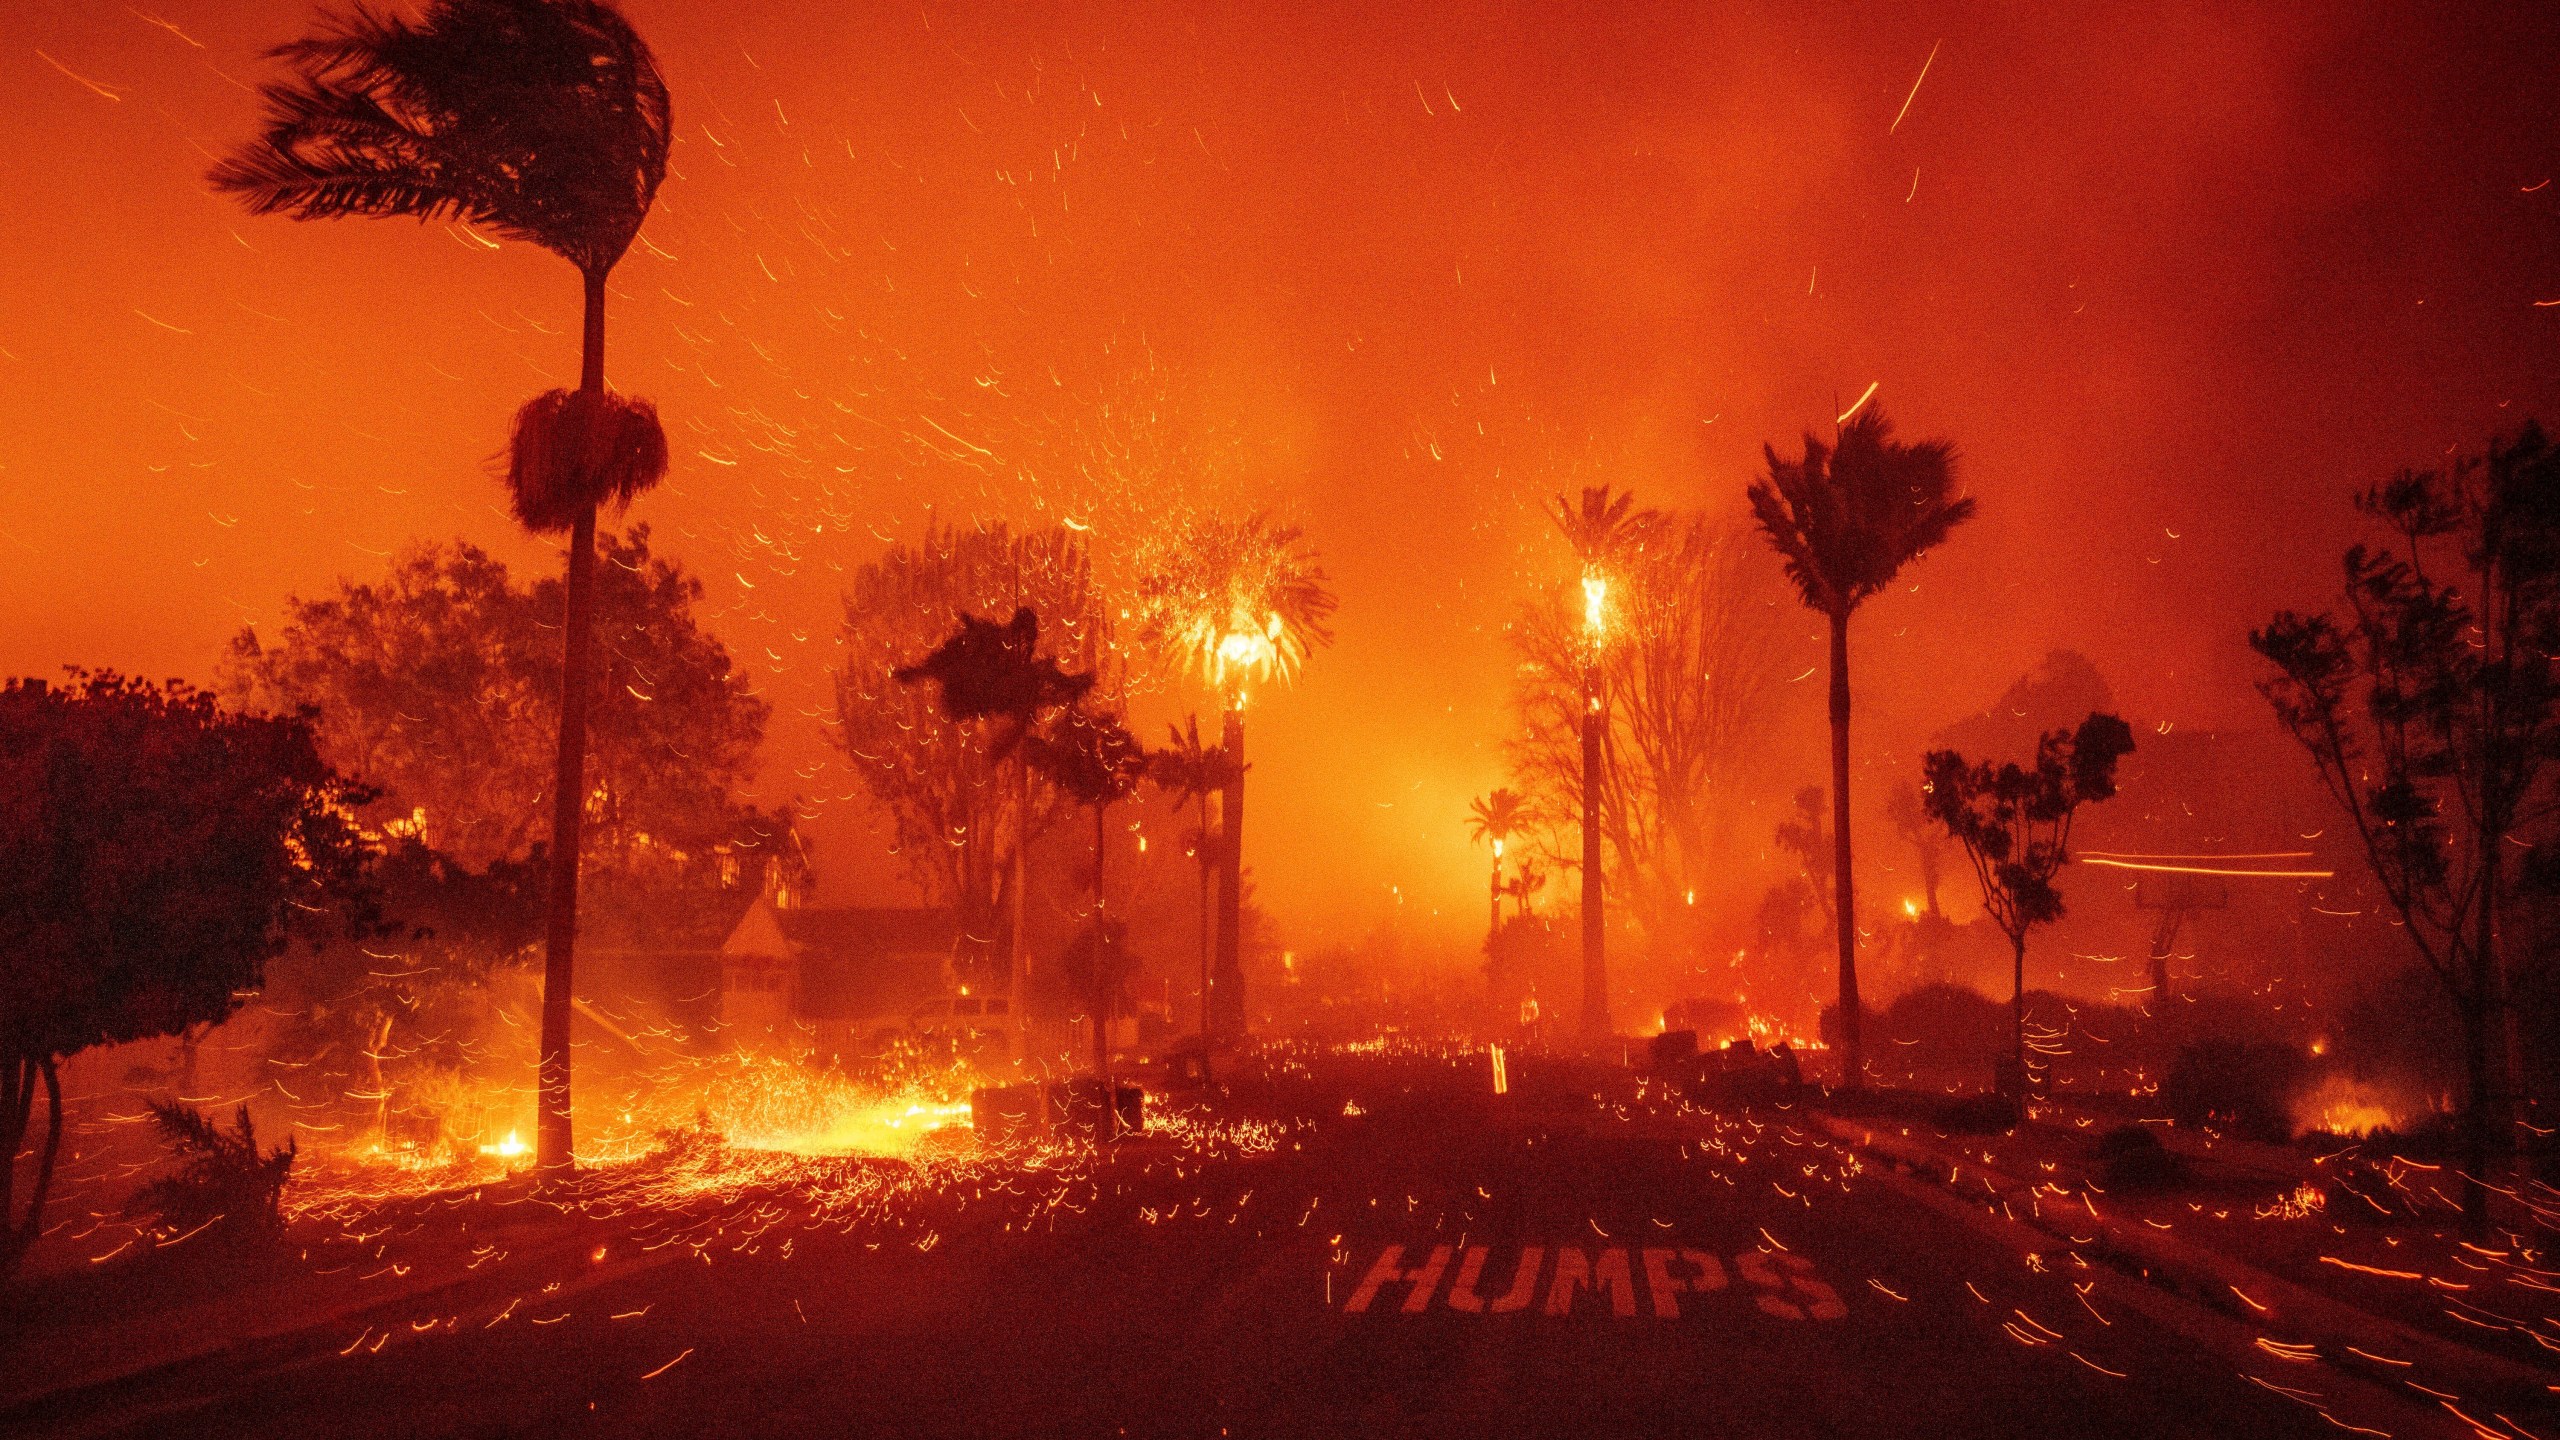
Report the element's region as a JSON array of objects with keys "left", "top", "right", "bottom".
[{"left": 715, "top": 890, "right": 974, "bottom": 1057}]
